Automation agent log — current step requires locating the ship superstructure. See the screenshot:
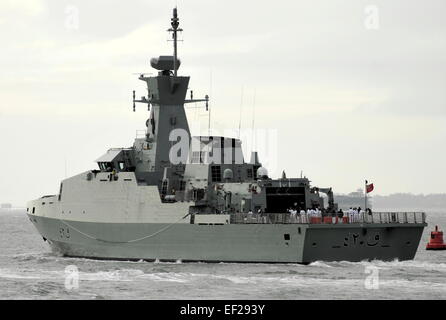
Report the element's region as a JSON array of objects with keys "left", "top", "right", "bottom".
[{"left": 26, "top": 8, "right": 426, "bottom": 263}]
